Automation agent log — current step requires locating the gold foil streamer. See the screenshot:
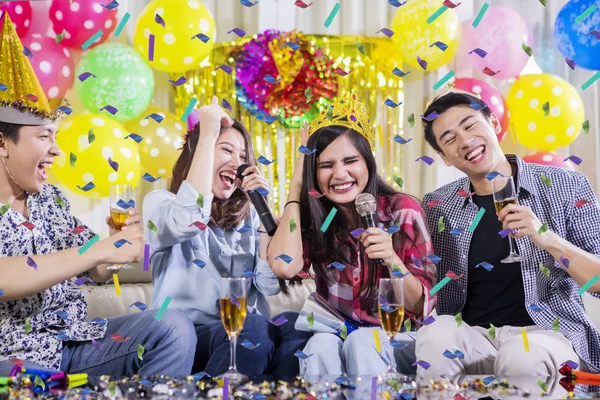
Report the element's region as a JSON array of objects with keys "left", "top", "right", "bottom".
[{"left": 172, "top": 35, "right": 405, "bottom": 213}]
